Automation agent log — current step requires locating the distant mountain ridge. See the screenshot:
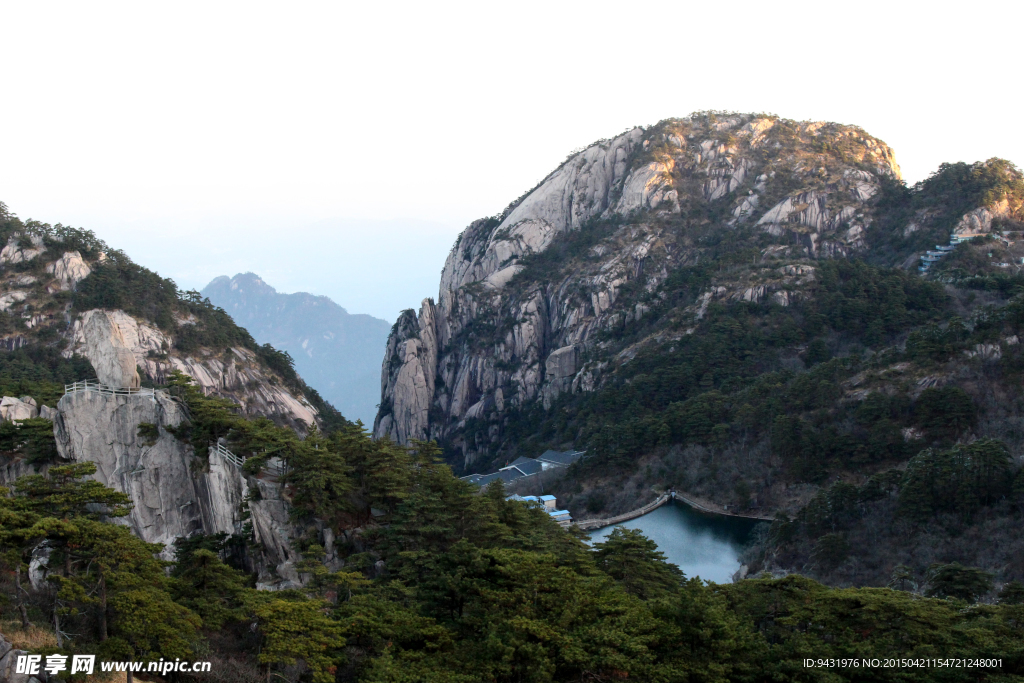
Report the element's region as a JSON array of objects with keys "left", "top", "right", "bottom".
[{"left": 202, "top": 273, "right": 391, "bottom": 425}]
